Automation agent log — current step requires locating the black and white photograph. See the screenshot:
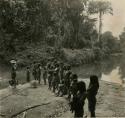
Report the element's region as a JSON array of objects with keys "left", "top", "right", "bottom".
[{"left": 0, "top": 0, "right": 125, "bottom": 117}]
